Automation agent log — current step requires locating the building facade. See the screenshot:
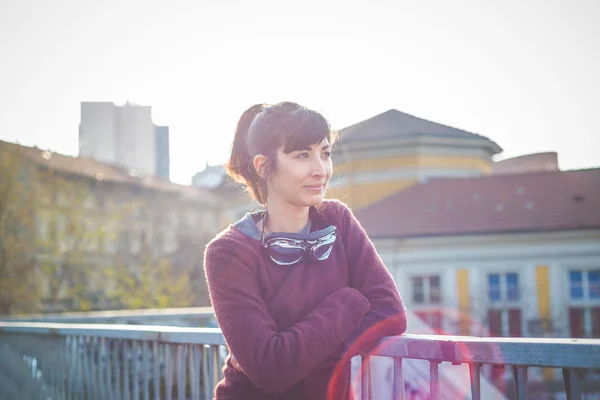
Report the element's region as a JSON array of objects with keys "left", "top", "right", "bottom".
[
  {"left": 1, "top": 139, "right": 218, "bottom": 313},
  {"left": 155, "top": 125, "right": 170, "bottom": 180},
  {"left": 342, "top": 112, "right": 600, "bottom": 340},
  {"left": 329, "top": 109, "right": 503, "bottom": 209},
  {"left": 372, "top": 229, "right": 600, "bottom": 339},
  {"left": 192, "top": 164, "right": 263, "bottom": 228},
  {"left": 79, "top": 102, "right": 170, "bottom": 179}
]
